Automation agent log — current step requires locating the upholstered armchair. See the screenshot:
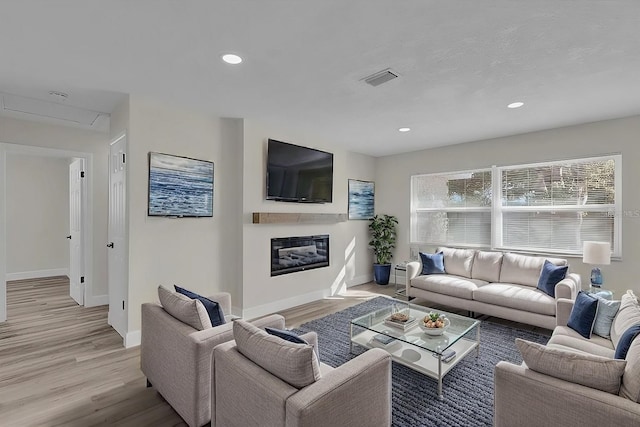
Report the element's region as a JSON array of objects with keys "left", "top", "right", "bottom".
[
  {"left": 141, "top": 290, "right": 285, "bottom": 427},
  {"left": 211, "top": 319, "right": 392, "bottom": 427}
]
